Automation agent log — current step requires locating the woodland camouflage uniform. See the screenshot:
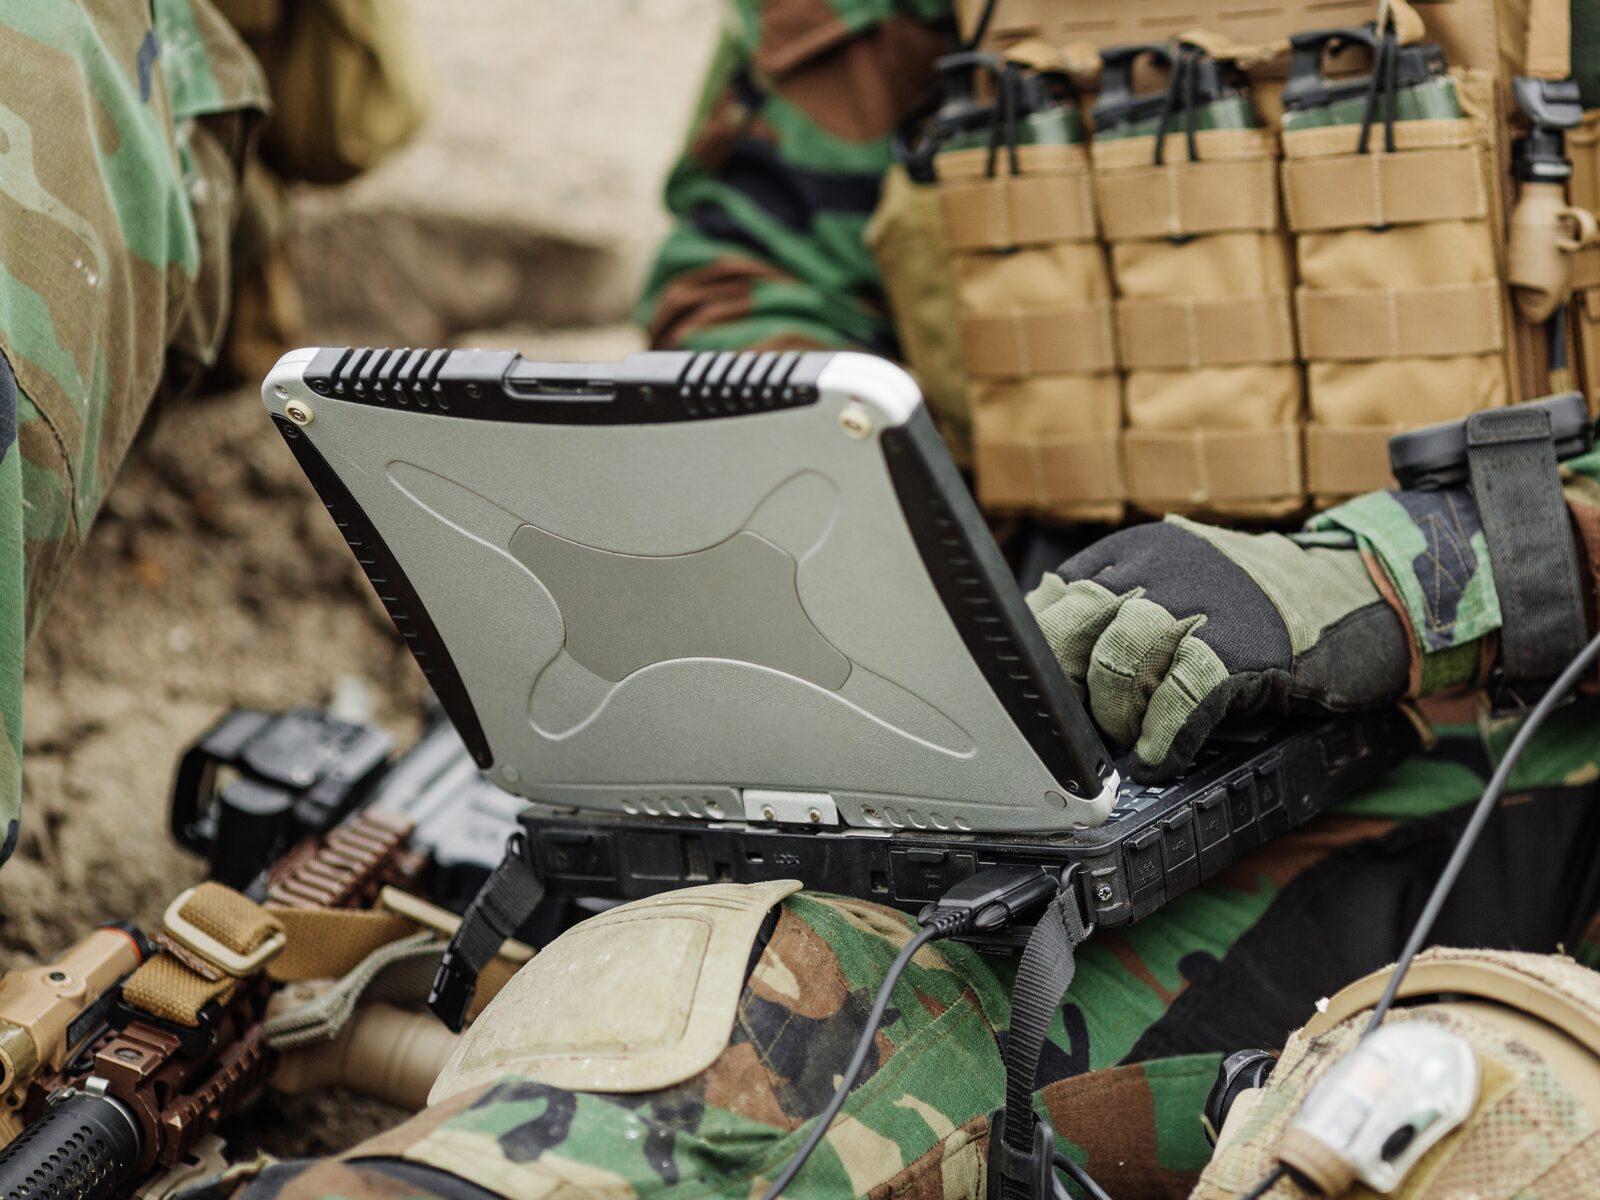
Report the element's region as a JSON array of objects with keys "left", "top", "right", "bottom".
[
  {"left": 7, "top": 3, "right": 1600, "bottom": 1199},
  {"left": 0, "top": 0, "right": 269, "bottom": 862},
  {"left": 245, "top": 4, "right": 1600, "bottom": 1199},
  {"left": 0, "top": 0, "right": 423, "bottom": 866}
]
